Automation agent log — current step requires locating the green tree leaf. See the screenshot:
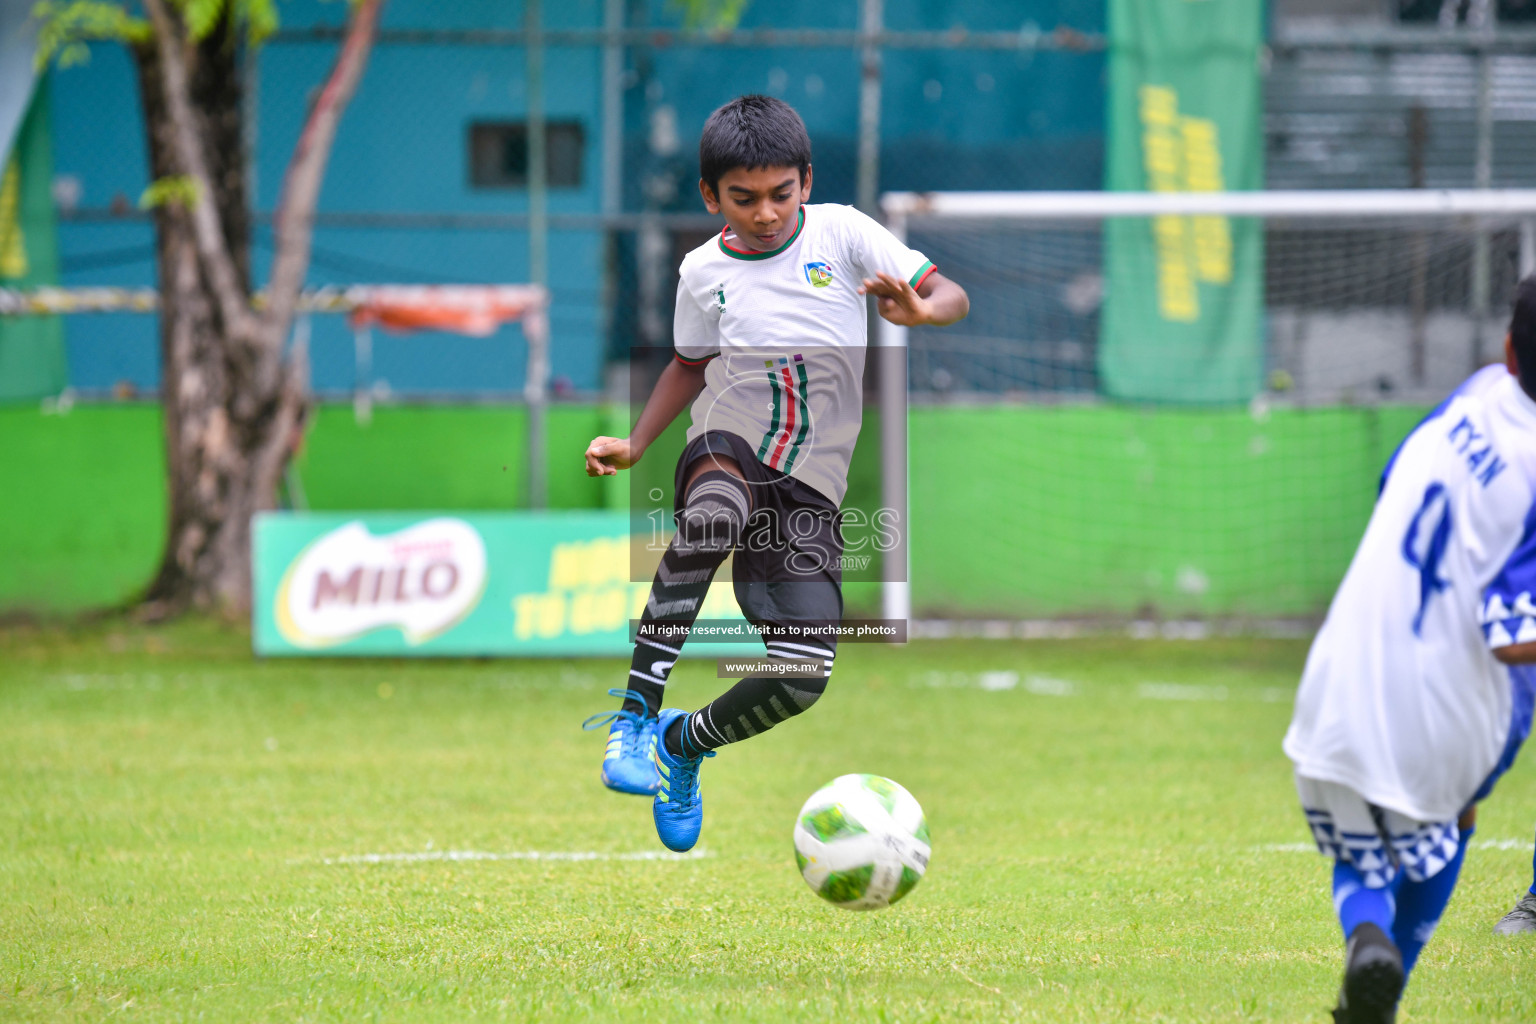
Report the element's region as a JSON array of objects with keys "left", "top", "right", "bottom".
[
  {"left": 668, "top": 0, "right": 752, "bottom": 31},
  {"left": 179, "top": 0, "right": 227, "bottom": 41},
  {"left": 32, "top": 1, "right": 152, "bottom": 69},
  {"left": 139, "top": 175, "right": 202, "bottom": 211},
  {"left": 33, "top": 0, "right": 284, "bottom": 61},
  {"left": 176, "top": 0, "right": 278, "bottom": 44},
  {"left": 235, "top": 0, "right": 279, "bottom": 44}
]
